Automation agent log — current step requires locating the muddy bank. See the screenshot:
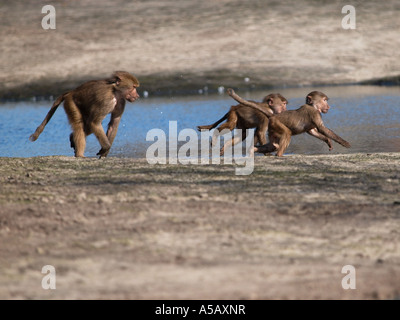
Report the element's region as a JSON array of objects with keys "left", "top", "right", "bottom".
[
  {"left": 2, "top": 70, "right": 400, "bottom": 102},
  {"left": 0, "top": 153, "right": 399, "bottom": 299},
  {"left": 1, "top": 0, "right": 400, "bottom": 100},
  {"left": 0, "top": 69, "right": 279, "bottom": 101}
]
